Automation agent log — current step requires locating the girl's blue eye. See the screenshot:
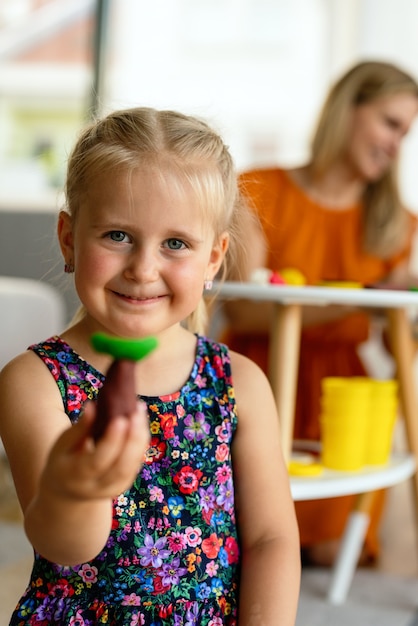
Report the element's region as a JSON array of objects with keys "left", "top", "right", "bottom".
[
  {"left": 166, "top": 238, "right": 185, "bottom": 250},
  {"left": 109, "top": 231, "right": 127, "bottom": 243}
]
